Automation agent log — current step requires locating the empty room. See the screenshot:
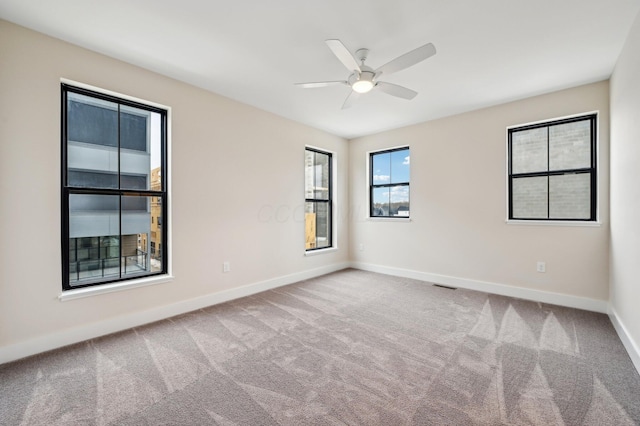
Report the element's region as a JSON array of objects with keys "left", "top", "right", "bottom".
[{"left": 1, "top": 0, "right": 640, "bottom": 424}]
